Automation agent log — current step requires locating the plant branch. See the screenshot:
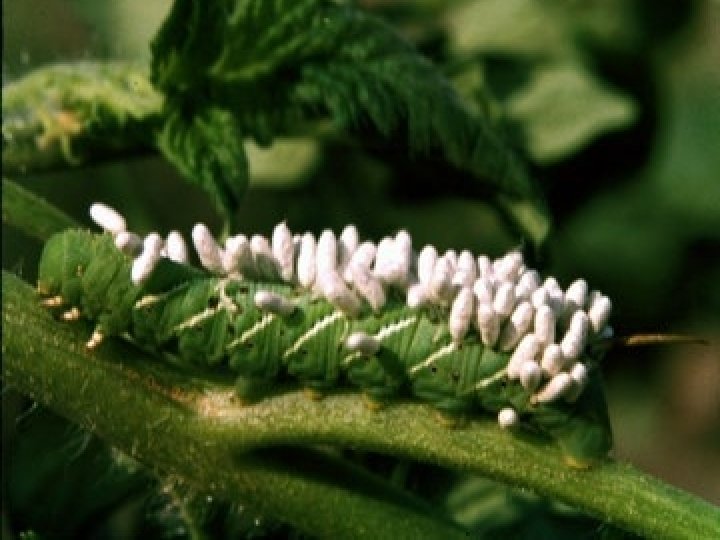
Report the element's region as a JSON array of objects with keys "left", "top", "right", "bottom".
[
  {"left": 2, "top": 62, "right": 163, "bottom": 175},
  {"left": 2, "top": 178, "right": 78, "bottom": 240},
  {"left": 3, "top": 272, "right": 719, "bottom": 539}
]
